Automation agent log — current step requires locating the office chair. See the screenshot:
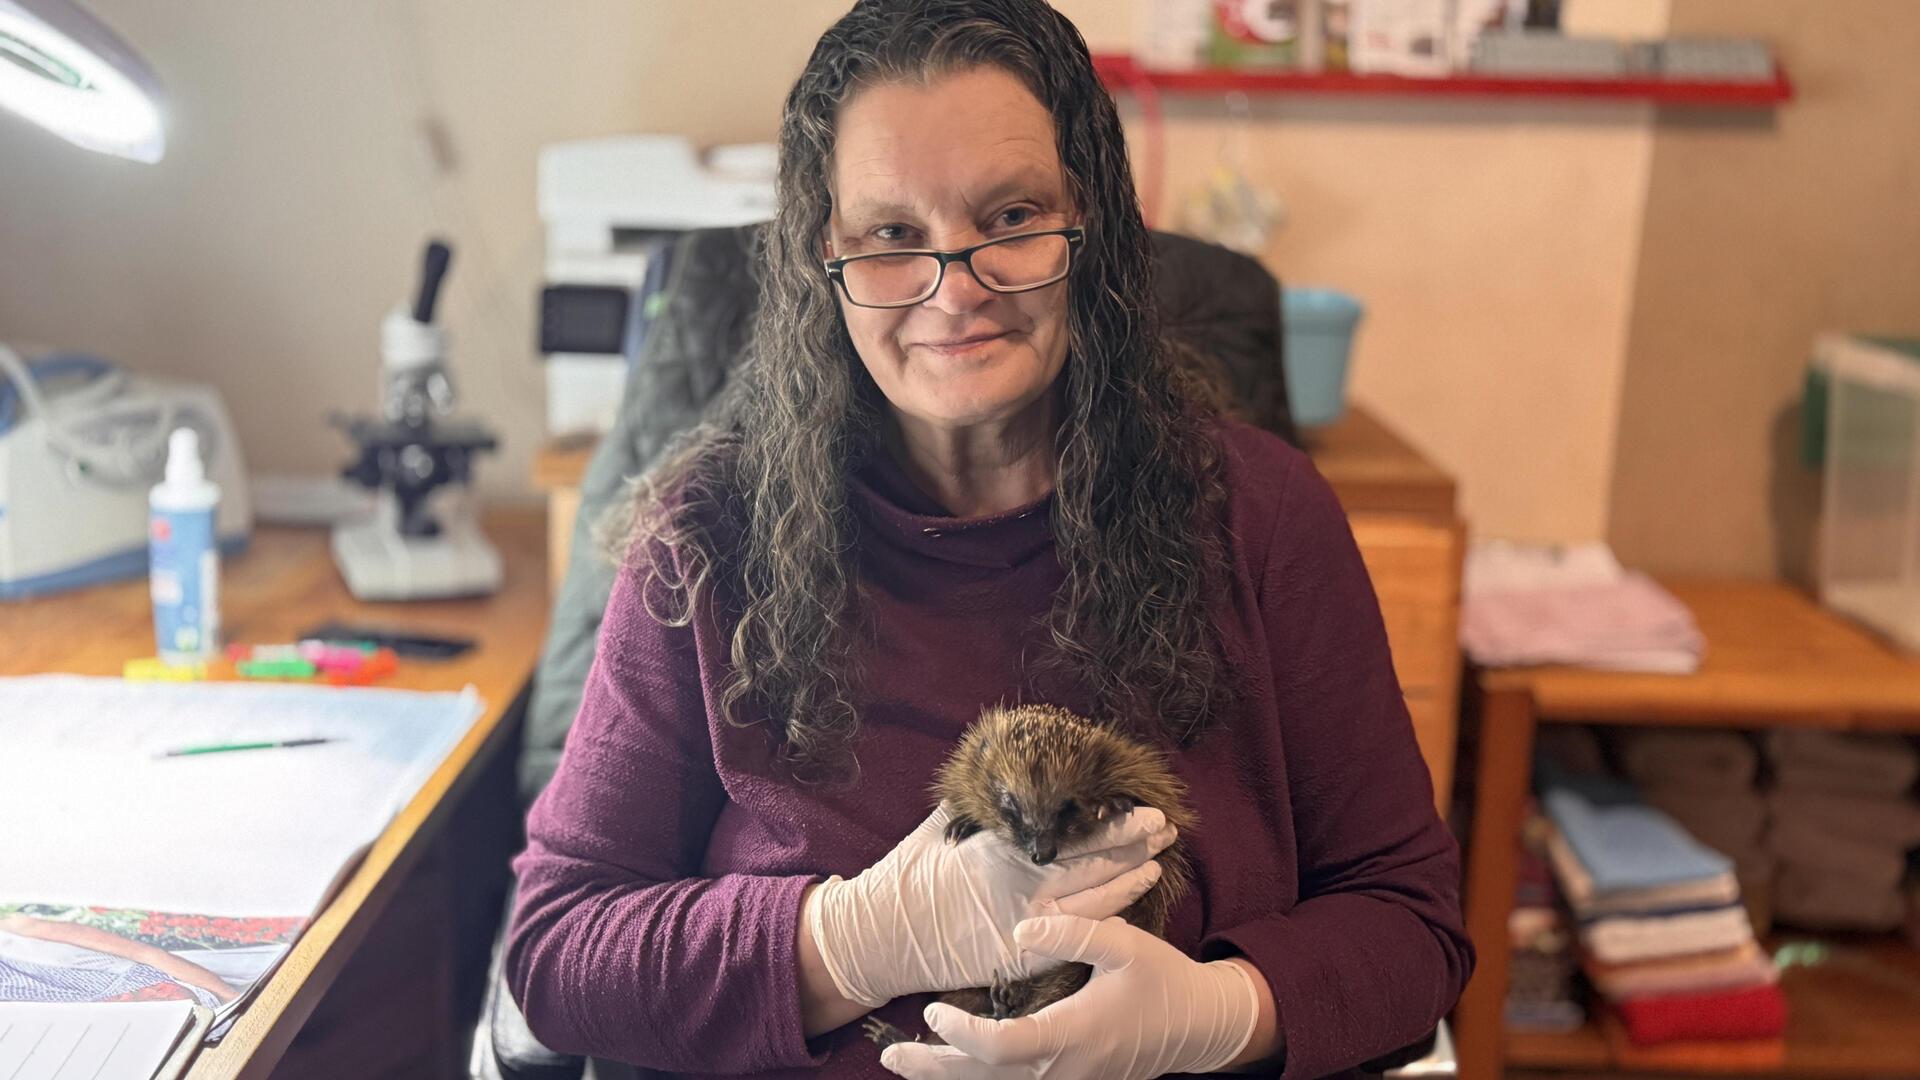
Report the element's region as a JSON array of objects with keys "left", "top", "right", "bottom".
[{"left": 471, "top": 224, "right": 1452, "bottom": 1079}]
